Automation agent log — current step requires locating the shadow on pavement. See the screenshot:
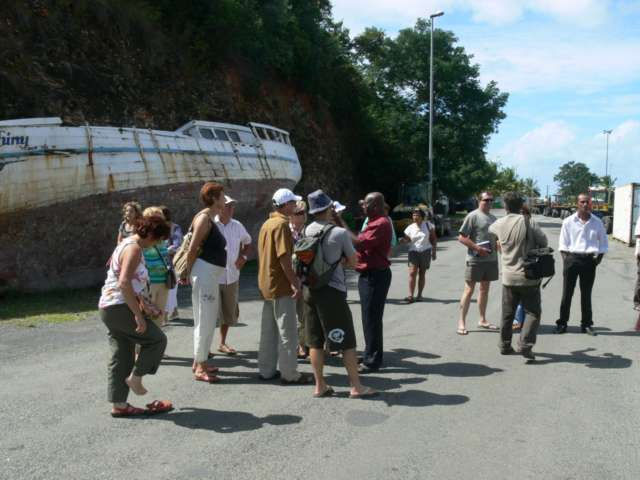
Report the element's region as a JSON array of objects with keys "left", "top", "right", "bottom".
[
  {"left": 538, "top": 325, "right": 612, "bottom": 335},
  {"left": 358, "top": 297, "right": 471, "bottom": 306},
  {"left": 531, "top": 348, "right": 632, "bottom": 368},
  {"left": 162, "top": 352, "right": 257, "bottom": 371},
  {"left": 154, "top": 408, "right": 302, "bottom": 433},
  {"left": 359, "top": 348, "right": 502, "bottom": 379},
  {"left": 382, "top": 389, "right": 469, "bottom": 407}
]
